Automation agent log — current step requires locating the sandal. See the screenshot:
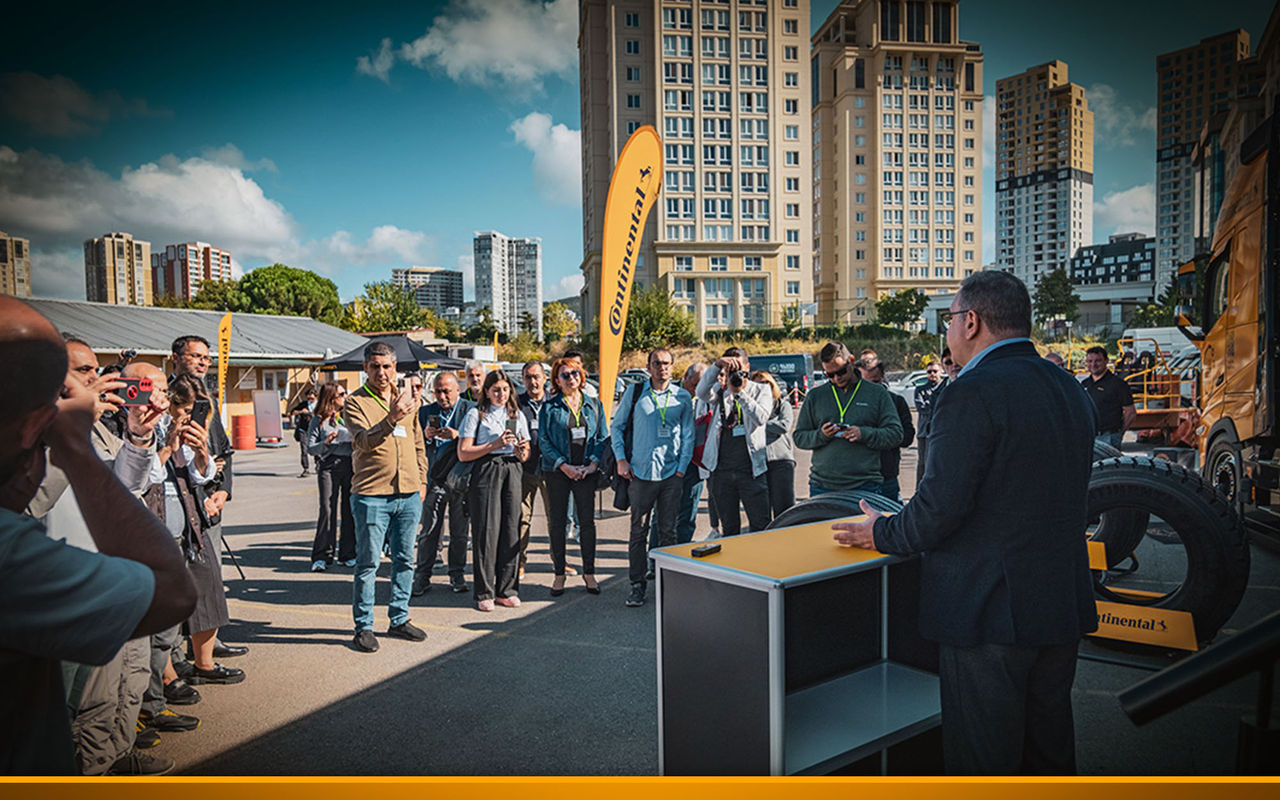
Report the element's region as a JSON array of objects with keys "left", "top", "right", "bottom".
[{"left": 583, "top": 575, "right": 600, "bottom": 595}]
